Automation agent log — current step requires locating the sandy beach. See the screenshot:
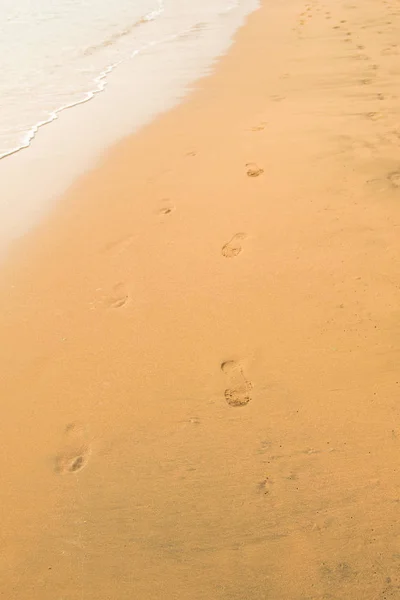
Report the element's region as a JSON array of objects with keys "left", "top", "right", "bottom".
[{"left": 2, "top": 0, "right": 400, "bottom": 597}]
